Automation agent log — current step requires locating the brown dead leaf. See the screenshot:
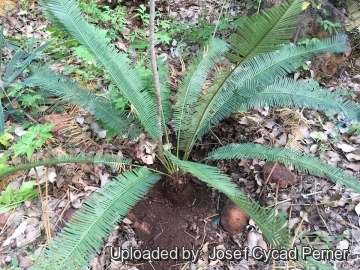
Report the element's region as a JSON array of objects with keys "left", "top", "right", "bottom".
[
  {"left": 3, "top": 220, "right": 27, "bottom": 247},
  {"left": 337, "top": 143, "right": 357, "bottom": 153},
  {"left": 141, "top": 154, "right": 154, "bottom": 165},
  {"left": 0, "top": 211, "right": 12, "bottom": 230},
  {"left": 19, "top": 253, "right": 33, "bottom": 268},
  {"left": 71, "top": 173, "right": 83, "bottom": 184},
  {"left": 325, "top": 151, "right": 339, "bottom": 158},
  {"left": 346, "top": 153, "right": 360, "bottom": 161},
  {"left": 0, "top": 0, "right": 18, "bottom": 16},
  {"left": 254, "top": 137, "right": 265, "bottom": 144},
  {"left": 28, "top": 166, "right": 57, "bottom": 184},
  {"left": 346, "top": 163, "right": 360, "bottom": 172}
]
